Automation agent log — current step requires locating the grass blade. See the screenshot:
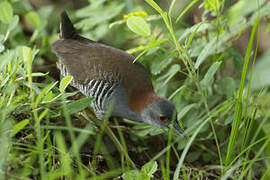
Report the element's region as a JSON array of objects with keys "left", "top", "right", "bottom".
[
  {"left": 224, "top": 14, "right": 261, "bottom": 171},
  {"left": 176, "top": 0, "right": 199, "bottom": 23}
]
